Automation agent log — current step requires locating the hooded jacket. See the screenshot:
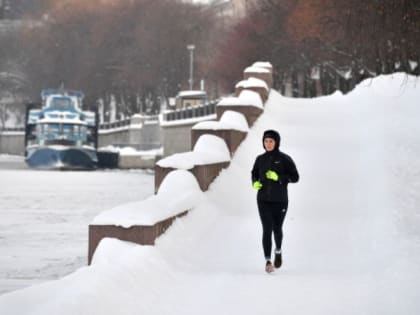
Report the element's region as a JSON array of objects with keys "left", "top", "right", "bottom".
[{"left": 251, "top": 130, "right": 299, "bottom": 203}]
